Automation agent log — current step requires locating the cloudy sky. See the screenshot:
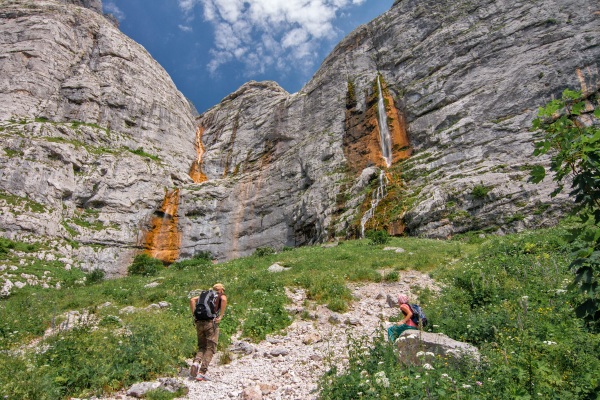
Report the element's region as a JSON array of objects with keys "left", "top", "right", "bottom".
[{"left": 103, "top": 0, "right": 395, "bottom": 113}]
